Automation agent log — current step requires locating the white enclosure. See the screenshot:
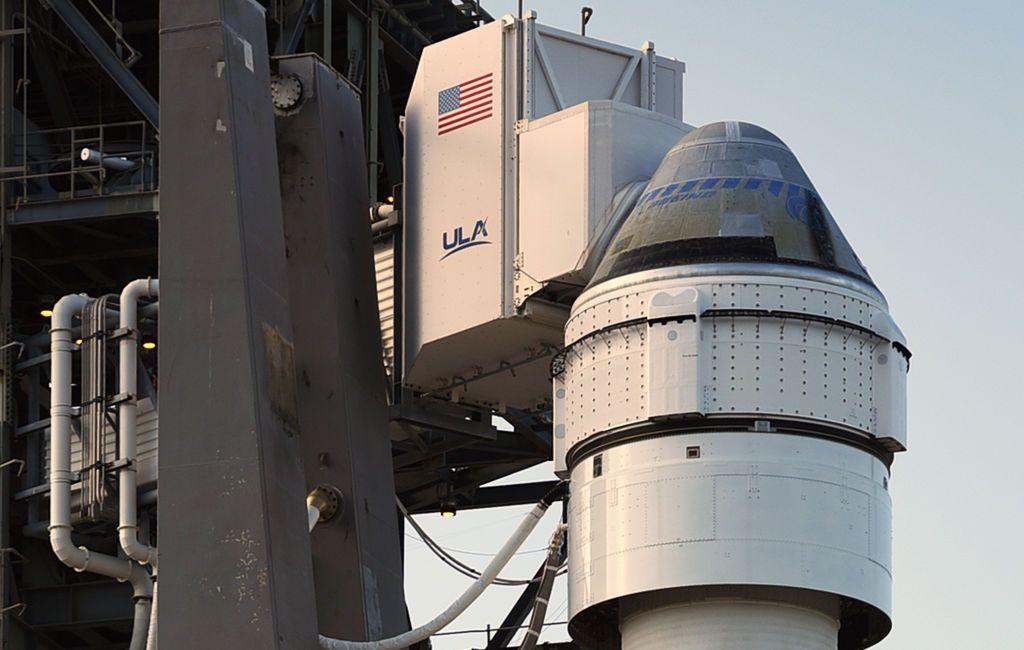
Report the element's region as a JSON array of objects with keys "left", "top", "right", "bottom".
[{"left": 401, "top": 13, "right": 688, "bottom": 410}]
